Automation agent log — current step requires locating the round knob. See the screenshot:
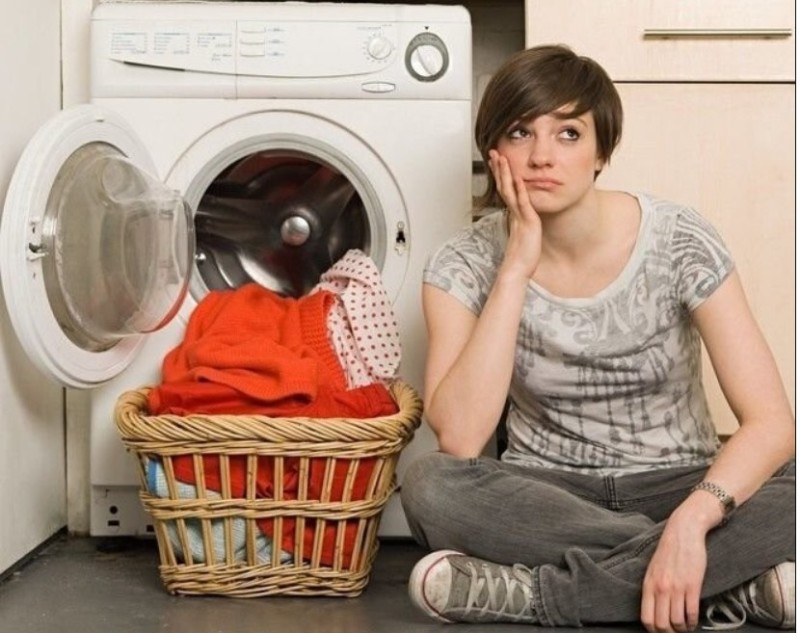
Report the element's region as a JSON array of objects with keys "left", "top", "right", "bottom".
[
  {"left": 405, "top": 33, "right": 449, "bottom": 82},
  {"left": 410, "top": 45, "right": 445, "bottom": 78},
  {"left": 366, "top": 34, "right": 393, "bottom": 60},
  {"left": 280, "top": 215, "right": 311, "bottom": 246}
]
